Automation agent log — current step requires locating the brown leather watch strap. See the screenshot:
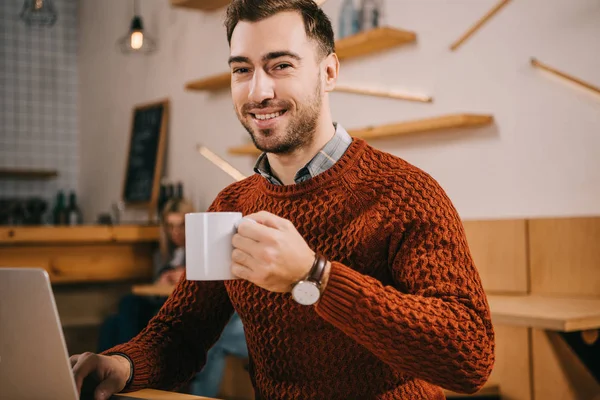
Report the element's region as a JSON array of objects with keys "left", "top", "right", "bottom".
[{"left": 308, "top": 253, "right": 327, "bottom": 286}]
